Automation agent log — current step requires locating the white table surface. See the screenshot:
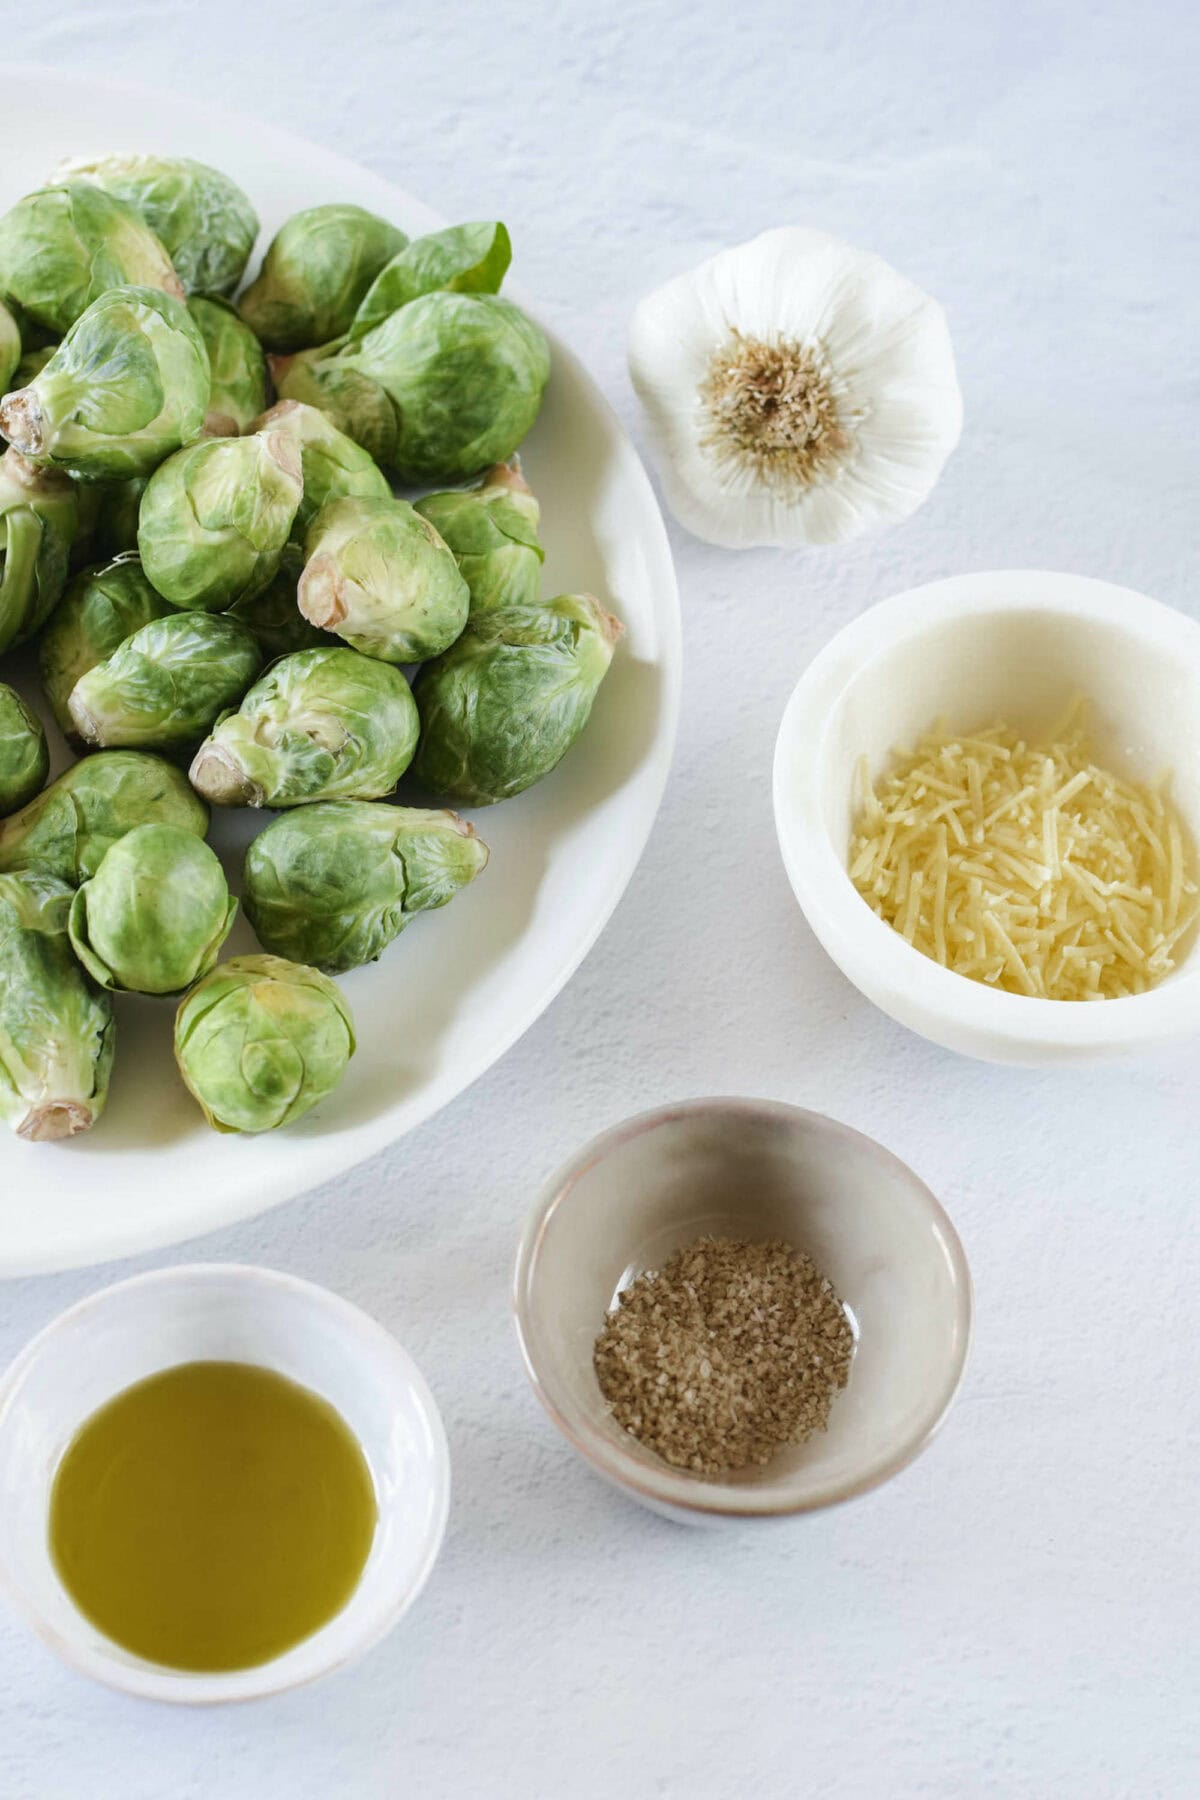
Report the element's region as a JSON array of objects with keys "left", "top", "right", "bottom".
[{"left": 2, "top": 4, "right": 1198, "bottom": 1796}]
